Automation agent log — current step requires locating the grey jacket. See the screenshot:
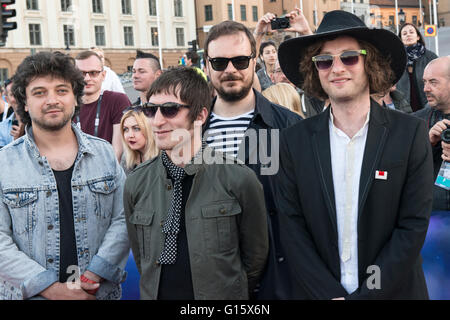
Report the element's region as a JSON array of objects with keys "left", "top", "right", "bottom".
[{"left": 123, "top": 148, "right": 269, "bottom": 300}]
